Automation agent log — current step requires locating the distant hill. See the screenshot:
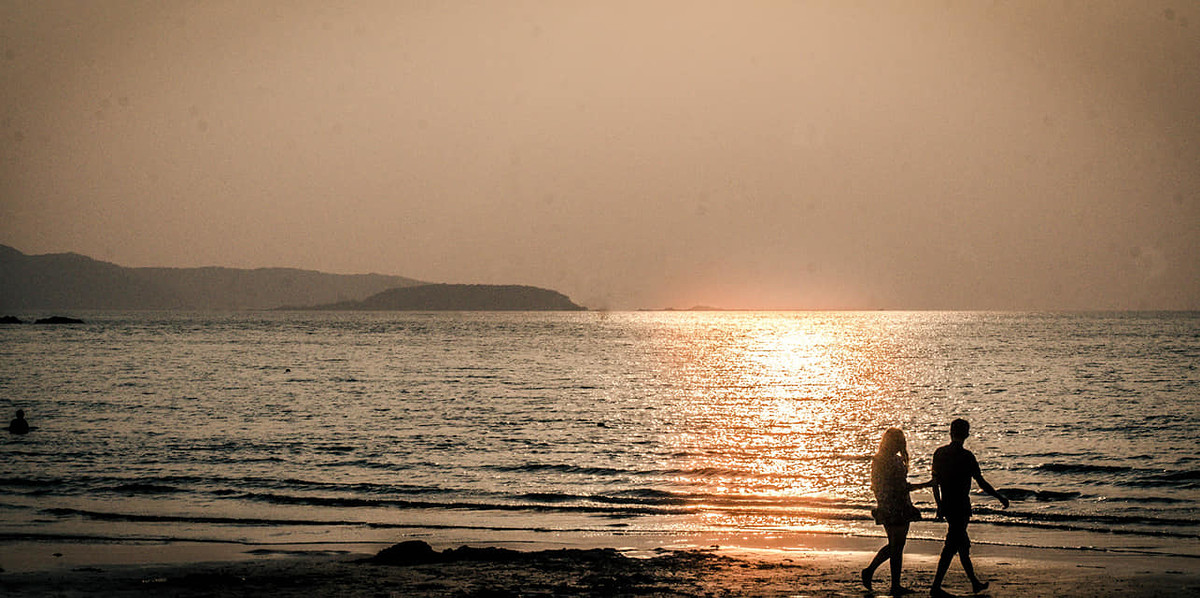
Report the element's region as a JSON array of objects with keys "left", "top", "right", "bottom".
[
  {"left": 0, "top": 244, "right": 424, "bottom": 311},
  {"left": 297, "top": 284, "right": 586, "bottom": 311}
]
